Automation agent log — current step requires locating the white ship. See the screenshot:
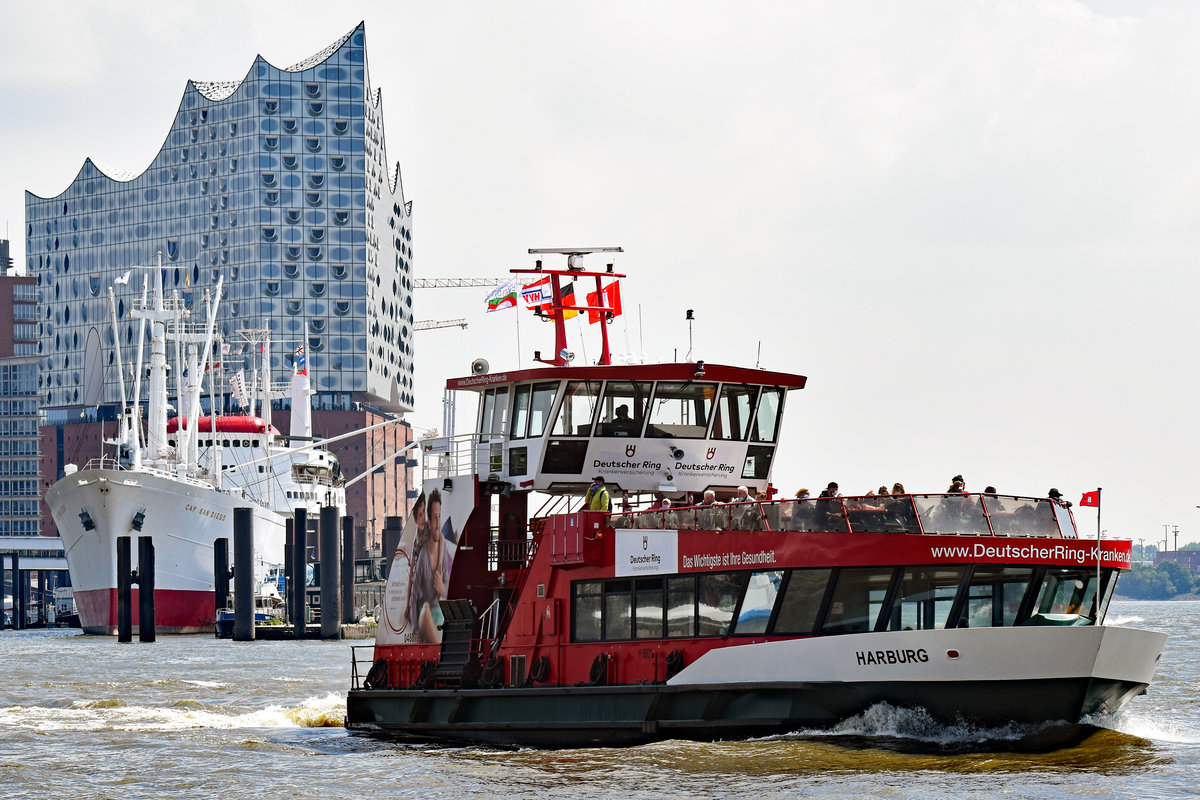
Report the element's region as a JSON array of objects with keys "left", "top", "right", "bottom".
[{"left": 45, "top": 259, "right": 349, "bottom": 634}]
